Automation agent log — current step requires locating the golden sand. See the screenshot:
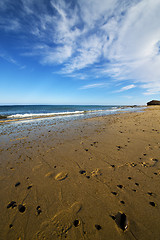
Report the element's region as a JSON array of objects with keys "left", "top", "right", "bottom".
[{"left": 0, "top": 106, "right": 160, "bottom": 239}]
